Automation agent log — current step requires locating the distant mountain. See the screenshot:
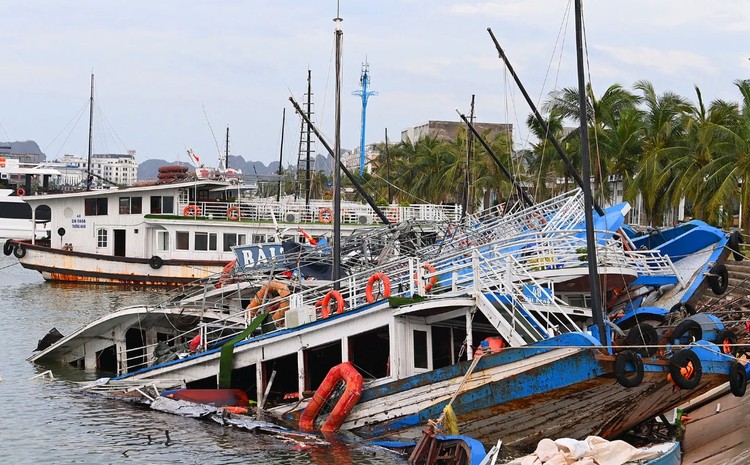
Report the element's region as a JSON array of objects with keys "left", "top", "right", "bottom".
[
  {"left": 137, "top": 153, "right": 334, "bottom": 180},
  {"left": 0, "top": 141, "right": 45, "bottom": 162}
]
